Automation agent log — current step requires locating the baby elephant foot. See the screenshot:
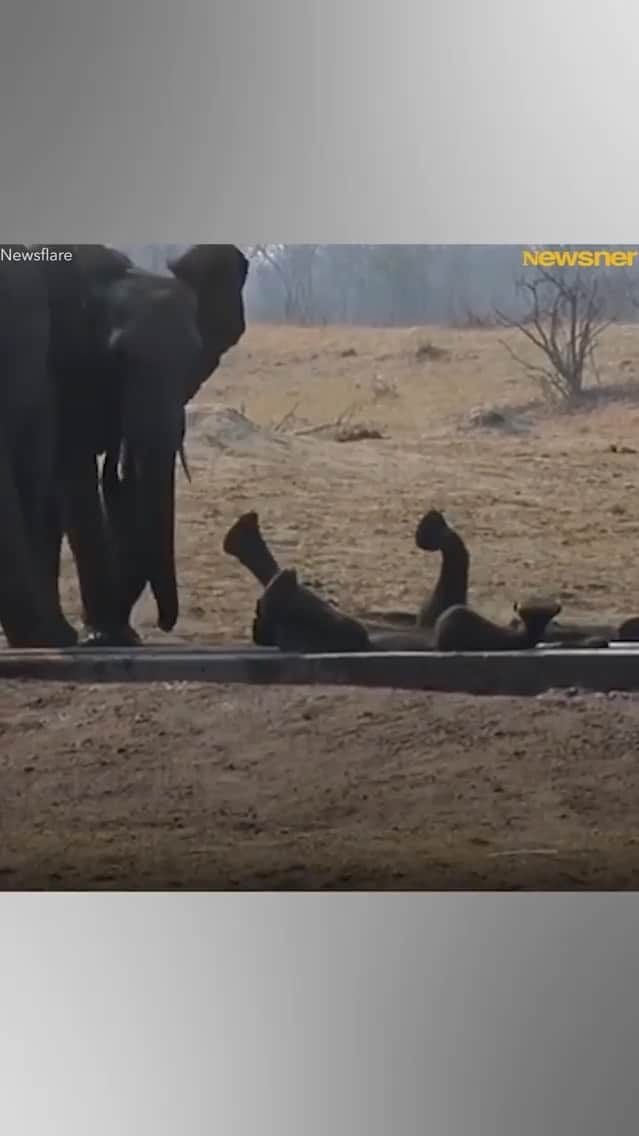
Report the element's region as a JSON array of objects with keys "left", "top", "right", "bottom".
[{"left": 80, "top": 624, "right": 143, "bottom": 648}]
